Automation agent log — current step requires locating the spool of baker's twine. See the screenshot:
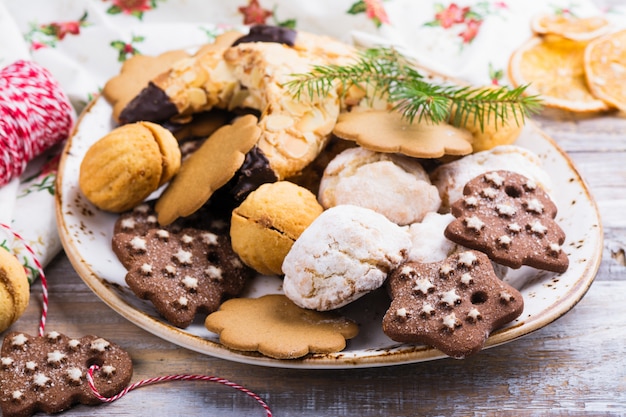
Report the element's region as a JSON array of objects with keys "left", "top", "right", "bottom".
[{"left": 0, "top": 60, "right": 74, "bottom": 186}]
